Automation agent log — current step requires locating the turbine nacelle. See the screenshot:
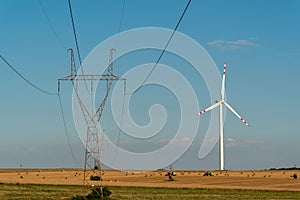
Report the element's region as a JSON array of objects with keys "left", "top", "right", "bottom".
[{"left": 215, "top": 100, "right": 226, "bottom": 104}]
